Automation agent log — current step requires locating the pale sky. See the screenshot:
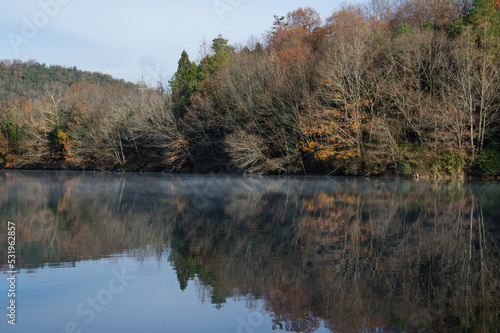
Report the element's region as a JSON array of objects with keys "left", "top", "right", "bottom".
[{"left": 1, "top": 0, "right": 344, "bottom": 86}]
